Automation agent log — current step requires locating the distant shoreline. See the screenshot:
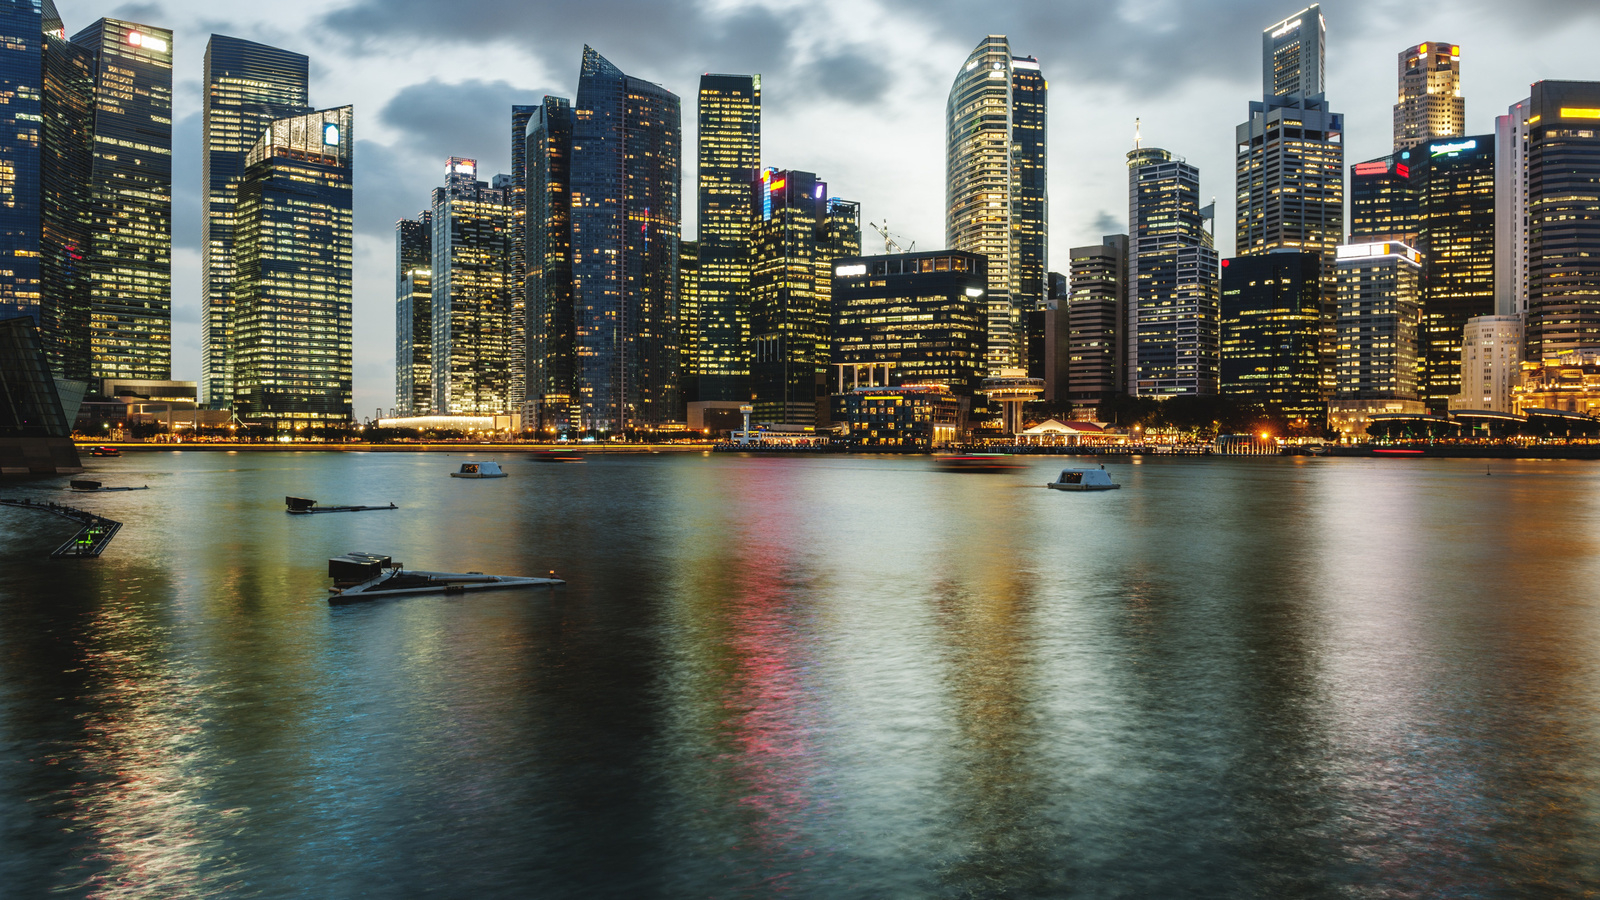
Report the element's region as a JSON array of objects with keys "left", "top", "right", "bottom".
[{"left": 74, "top": 442, "right": 716, "bottom": 453}]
